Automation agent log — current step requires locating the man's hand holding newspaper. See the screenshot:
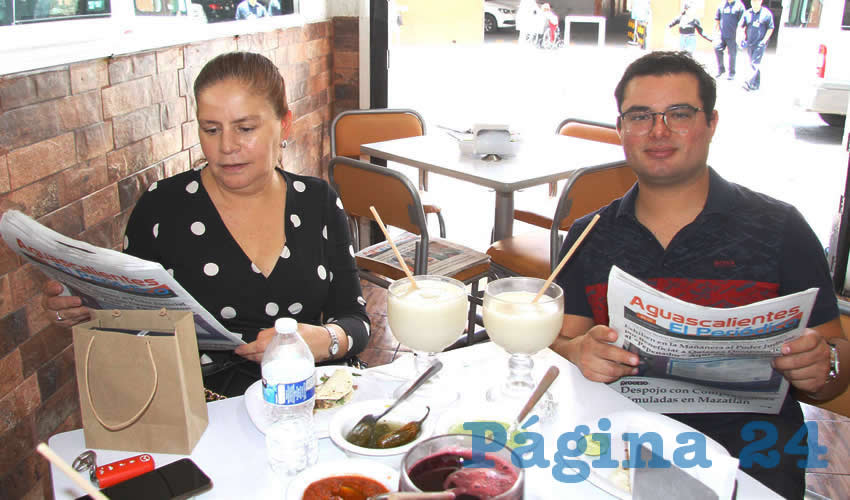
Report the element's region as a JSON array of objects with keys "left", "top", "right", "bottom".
[
  {"left": 772, "top": 329, "right": 834, "bottom": 395},
  {"left": 571, "top": 324, "right": 640, "bottom": 383}
]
